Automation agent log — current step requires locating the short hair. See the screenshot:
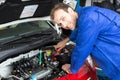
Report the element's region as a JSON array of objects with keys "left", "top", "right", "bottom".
[{"left": 50, "top": 3, "right": 72, "bottom": 20}]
